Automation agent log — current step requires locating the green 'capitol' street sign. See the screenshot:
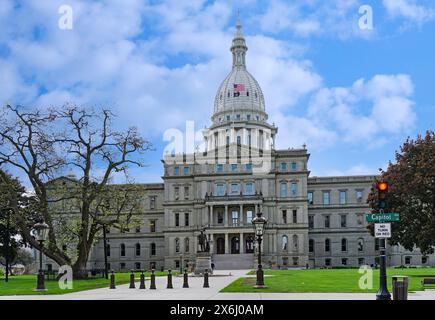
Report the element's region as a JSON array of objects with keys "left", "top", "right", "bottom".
[{"left": 366, "top": 213, "right": 400, "bottom": 222}]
